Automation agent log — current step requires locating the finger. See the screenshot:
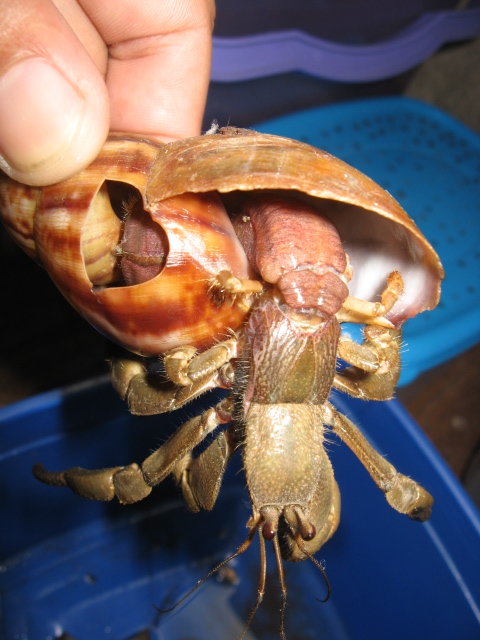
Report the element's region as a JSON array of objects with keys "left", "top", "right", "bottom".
[
  {"left": 81, "top": 0, "right": 215, "bottom": 141},
  {"left": 0, "top": 0, "right": 109, "bottom": 186}
]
